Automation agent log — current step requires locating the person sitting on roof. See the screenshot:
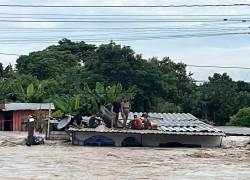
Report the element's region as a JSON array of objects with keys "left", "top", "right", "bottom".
[
  {"left": 141, "top": 112, "right": 151, "bottom": 129},
  {"left": 131, "top": 115, "right": 142, "bottom": 130},
  {"left": 88, "top": 114, "right": 102, "bottom": 128},
  {"left": 73, "top": 113, "right": 83, "bottom": 127}
]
